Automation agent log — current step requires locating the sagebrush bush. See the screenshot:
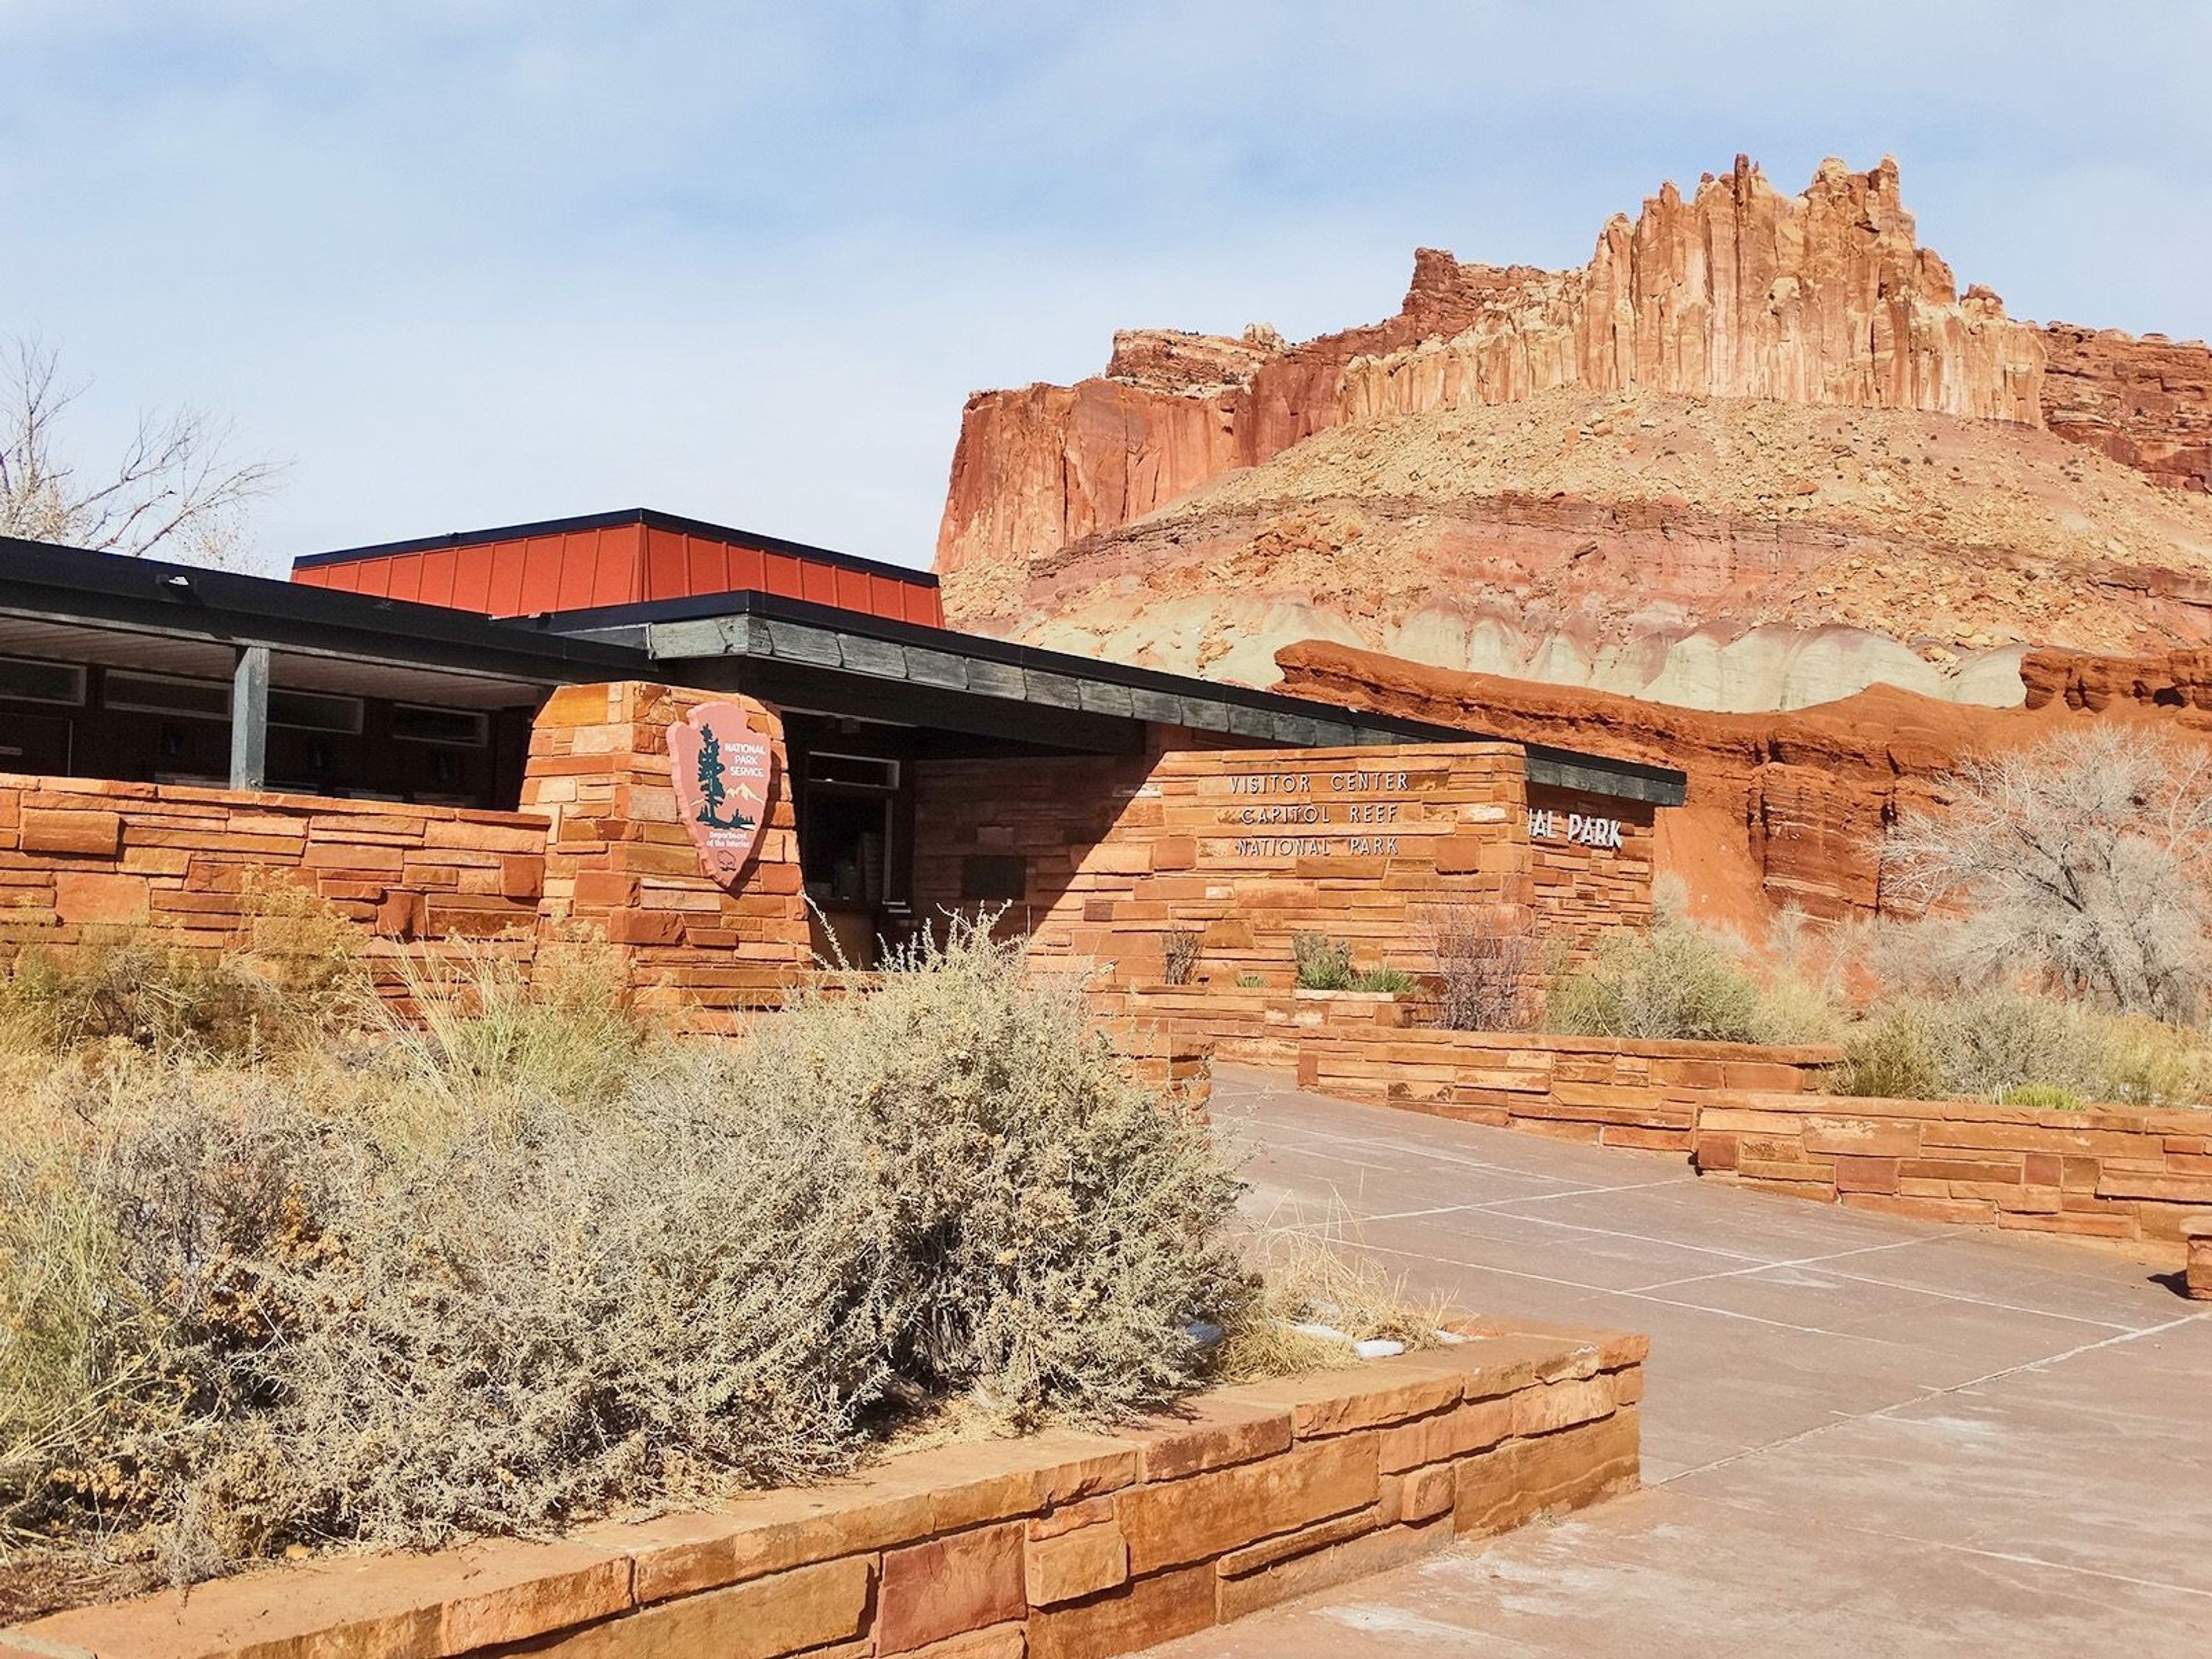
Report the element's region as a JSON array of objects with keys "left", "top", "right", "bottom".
[
  {"left": 2100, "top": 1014, "right": 2212, "bottom": 1107},
  {"left": 1834, "top": 992, "right": 2211, "bottom": 1109},
  {"left": 0, "top": 917, "right": 1252, "bottom": 1576},
  {"left": 1546, "top": 914, "right": 1840, "bottom": 1046}
]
